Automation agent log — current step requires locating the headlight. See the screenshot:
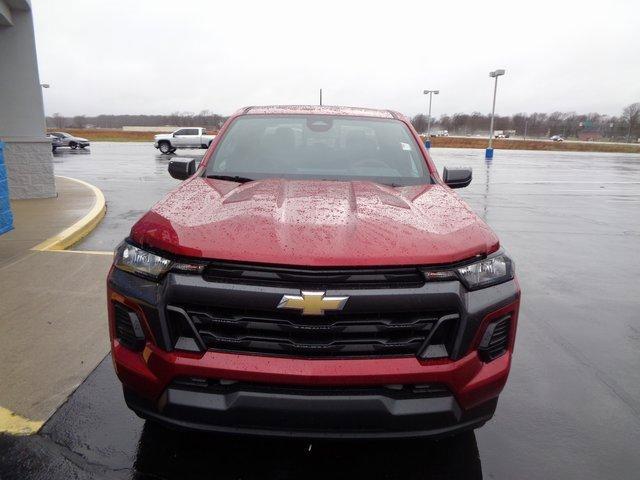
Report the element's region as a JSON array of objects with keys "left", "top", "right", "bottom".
[
  {"left": 113, "top": 241, "right": 172, "bottom": 280},
  {"left": 456, "top": 253, "right": 514, "bottom": 290}
]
